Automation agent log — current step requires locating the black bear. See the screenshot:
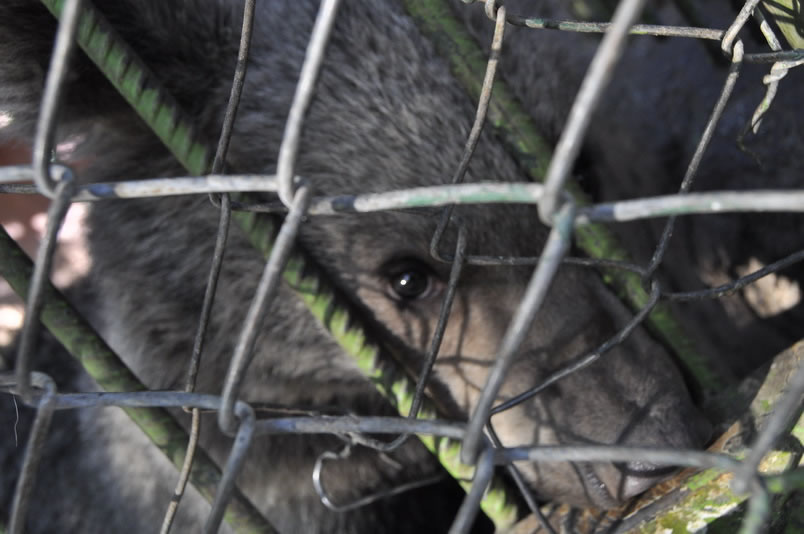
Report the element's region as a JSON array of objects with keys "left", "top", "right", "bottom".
[{"left": 7, "top": 0, "right": 799, "bottom": 532}]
